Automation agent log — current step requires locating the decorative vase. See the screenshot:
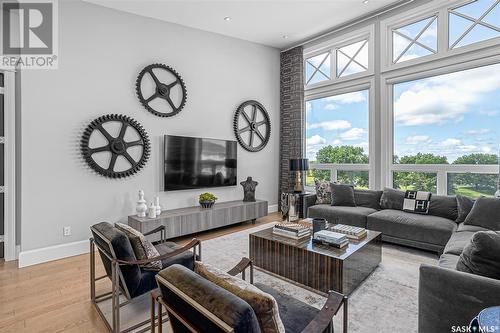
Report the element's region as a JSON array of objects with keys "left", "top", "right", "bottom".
[
  {"left": 136, "top": 190, "right": 147, "bottom": 217},
  {"left": 155, "top": 196, "right": 162, "bottom": 215},
  {"left": 199, "top": 200, "right": 215, "bottom": 208},
  {"left": 148, "top": 203, "right": 157, "bottom": 218}
]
